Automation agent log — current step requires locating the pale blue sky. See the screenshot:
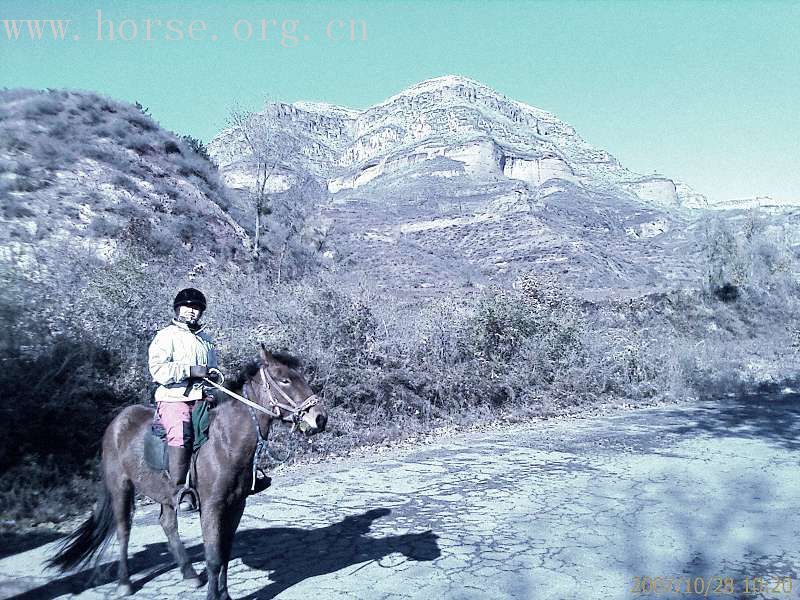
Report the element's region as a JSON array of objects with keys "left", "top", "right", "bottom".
[{"left": 1, "top": 0, "right": 798, "bottom": 203}]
